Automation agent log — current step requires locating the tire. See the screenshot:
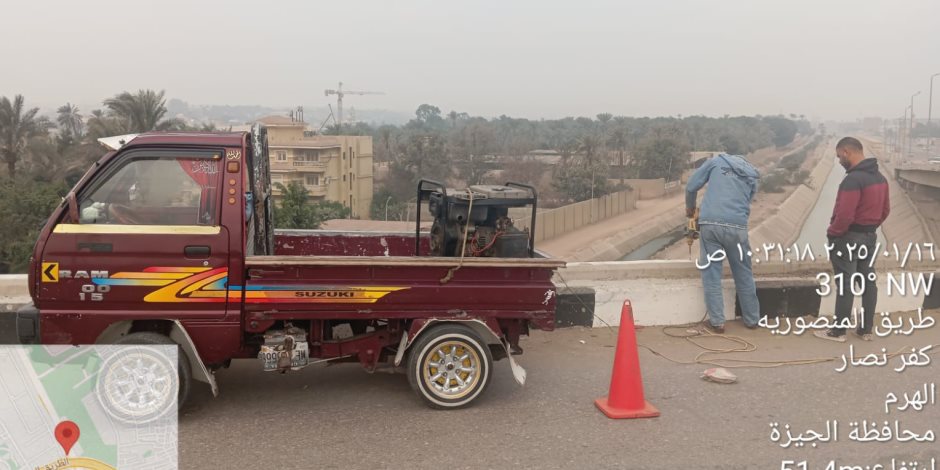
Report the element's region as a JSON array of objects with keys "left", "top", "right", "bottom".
[
  {"left": 113, "top": 332, "right": 192, "bottom": 411},
  {"left": 407, "top": 324, "right": 493, "bottom": 409}
]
